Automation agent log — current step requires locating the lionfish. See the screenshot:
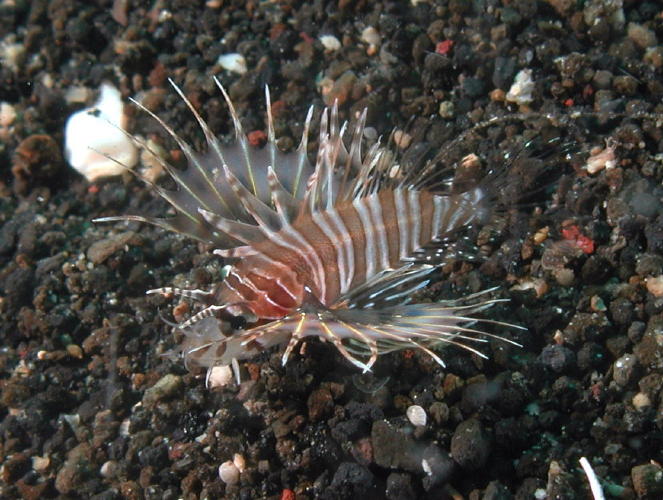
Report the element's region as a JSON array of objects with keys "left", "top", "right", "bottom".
[{"left": 96, "top": 78, "right": 525, "bottom": 378}]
